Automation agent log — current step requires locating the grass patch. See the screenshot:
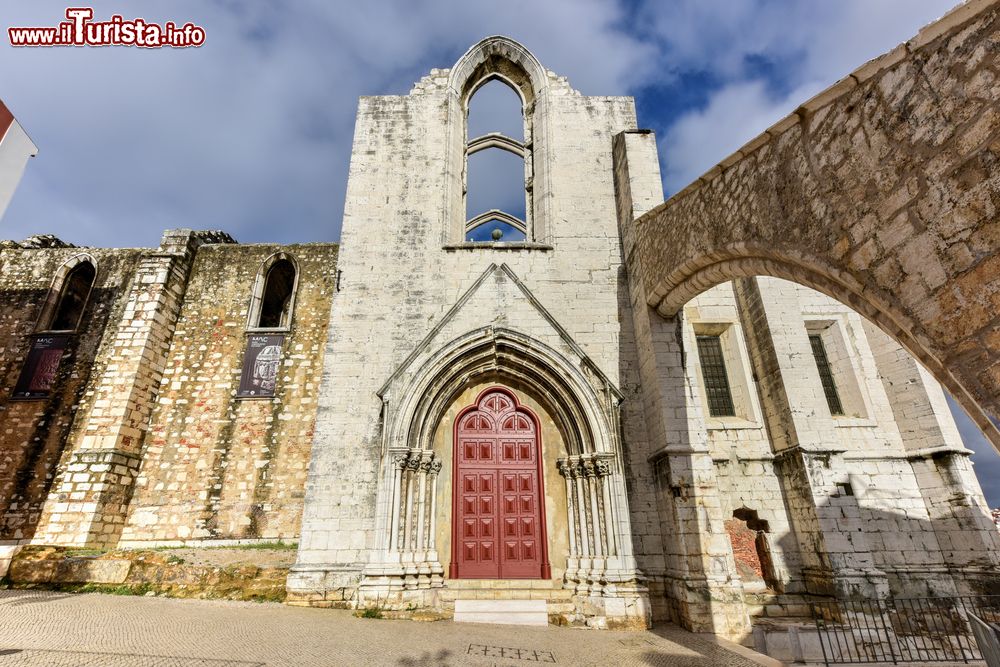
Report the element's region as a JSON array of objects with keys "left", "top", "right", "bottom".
[
  {"left": 246, "top": 590, "right": 287, "bottom": 603},
  {"left": 44, "top": 582, "right": 159, "bottom": 596},
  {"left": 63, "top": 548, "right": 107, "bottom": 558},
  {"left": 149, "top": 540, "right": 298, "bottom": 552},
  {"left": 355, "top": 595, "right": 386, "bottom": 619},
  {"left": 222, "top": 541, "right": 298, "bottom": 551}
]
